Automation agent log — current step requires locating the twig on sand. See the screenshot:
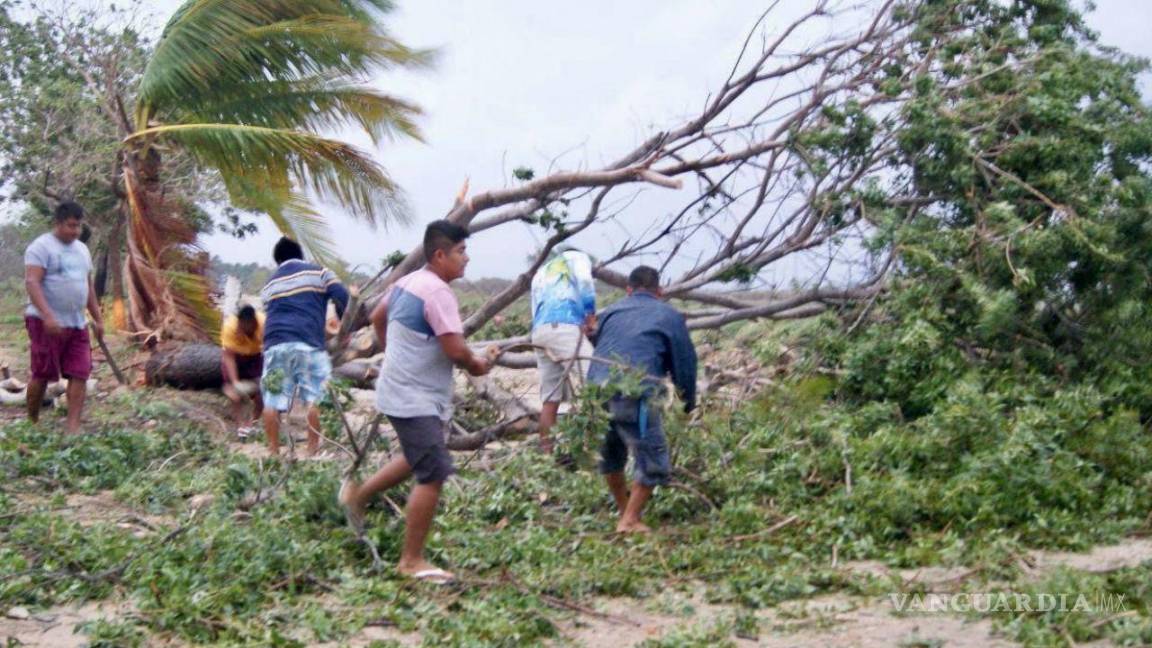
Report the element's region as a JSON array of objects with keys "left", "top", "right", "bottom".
[
  {"left": 491, "top": 569, "right": 642, "bottom": 627},
  {"left": 727, "top": 514, "right": 801, "bottom": 543}
]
